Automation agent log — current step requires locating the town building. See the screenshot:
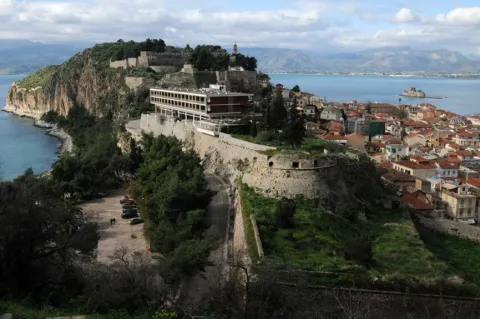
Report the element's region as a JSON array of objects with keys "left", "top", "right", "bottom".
[
  {"left": 453, "top": 131, "right": 479, "bottom": 147},
  {"left": 369, "top": 103, "right": 399, "bottom": 115},
  {"left": 392, "top": 158, "right": 437, "bottom": 179},
  {"left": 149, "top": 86, "right": 255, "bottom": 126},
  {"left": 320, "top": 107, "right": 343, "bottom": 121},
  {"left": 440, "top": 182, "right": 478, "bottom": 222}
]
